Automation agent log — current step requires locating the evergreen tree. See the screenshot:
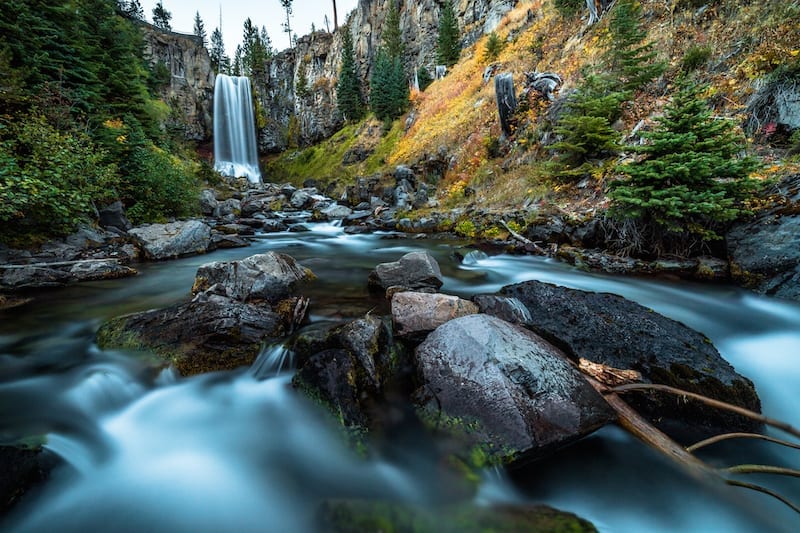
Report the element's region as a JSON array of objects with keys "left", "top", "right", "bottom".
[
  {"left": 118, "top": 0, "right": 144, "bottom": 20},
  {"left": 369, "top": 1, "right": 408, "bottom": 125},
  {"left": 602, "top": 0, "right": 665, "bottom": 92},
  {"left": 241, "top": 18, "right": 271, "bottom": 82},
  {"left": 336, "top": 26, "right": 365, "bottom": 121},
  {"left": 152, "top": 1, "right": 172, "bottom": 30},
  {"left": 232, "top": 45, "right": 243, "bottom": 76},
  {"left": 550, "top": 74, "right": 627, "bottom": 178},
  {"left": 482, "top": 32, "right": 504, "bottom": 63},
  {"left": 609, "top": 79, "right": 760, "bottom": 253},
  {"left": 382, "top": 2, "right": 404, "bottom": 59},
  {"left": 209, "top": 27, "right": 230, "bottom": 74},
  {"left": 281, "top": 0, "right": 294, "bottom": 48},
  {"left": 436, "top": 2, "right": 460, "bottom": 67},
  {"left": 193, "top": 11, "right": 207, "bottom": 46}
]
